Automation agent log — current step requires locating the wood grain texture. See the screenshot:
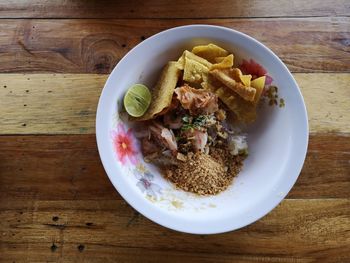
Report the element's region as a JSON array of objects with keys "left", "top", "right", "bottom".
[
  {"left": 294, "top": 73, "right": 350, "bottom": 133},
  {"left": 0, "top": 199, "right": 349, "bottom": 262},
  {"left": 0, "top": 74, "right": 103, "bottom": 134},
  {"left": 1, "top": 73, "right": 349, "bottom": 134},
  {"left": 0, "top": 2, "right": 348, "bottom": 262},
  {"left": 0, "top": 0, "right": 349, "bottom": 18},
  {"left": 0, "top": 246, "right": 327, "bottom": 263},
  {"left": 0, "top": 18, "right": 349, "bottom": 73},
  {"left": 0, "top": 134, "right": 349, "bottom": 200}
]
